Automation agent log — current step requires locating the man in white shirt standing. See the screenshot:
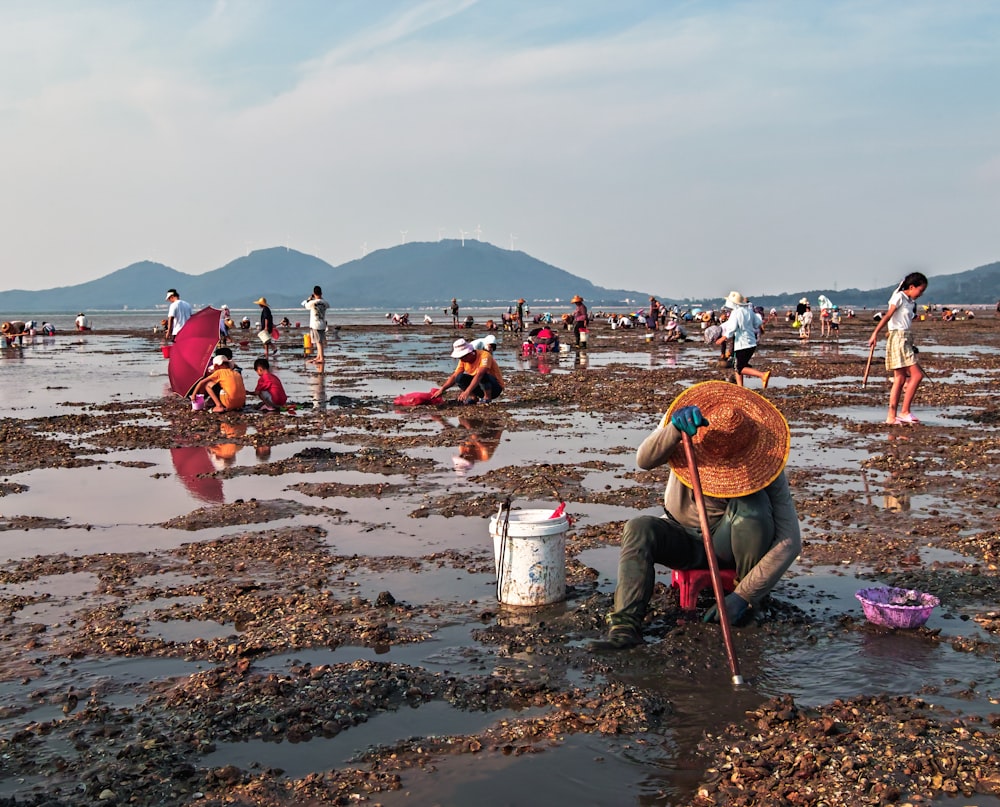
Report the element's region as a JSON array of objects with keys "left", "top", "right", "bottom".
[
  {"left": 302, "top": 285, "right": 330, "bottom": 367},
  {"left": 165, "top": 289, "right": 193, "bottom": 341}
]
